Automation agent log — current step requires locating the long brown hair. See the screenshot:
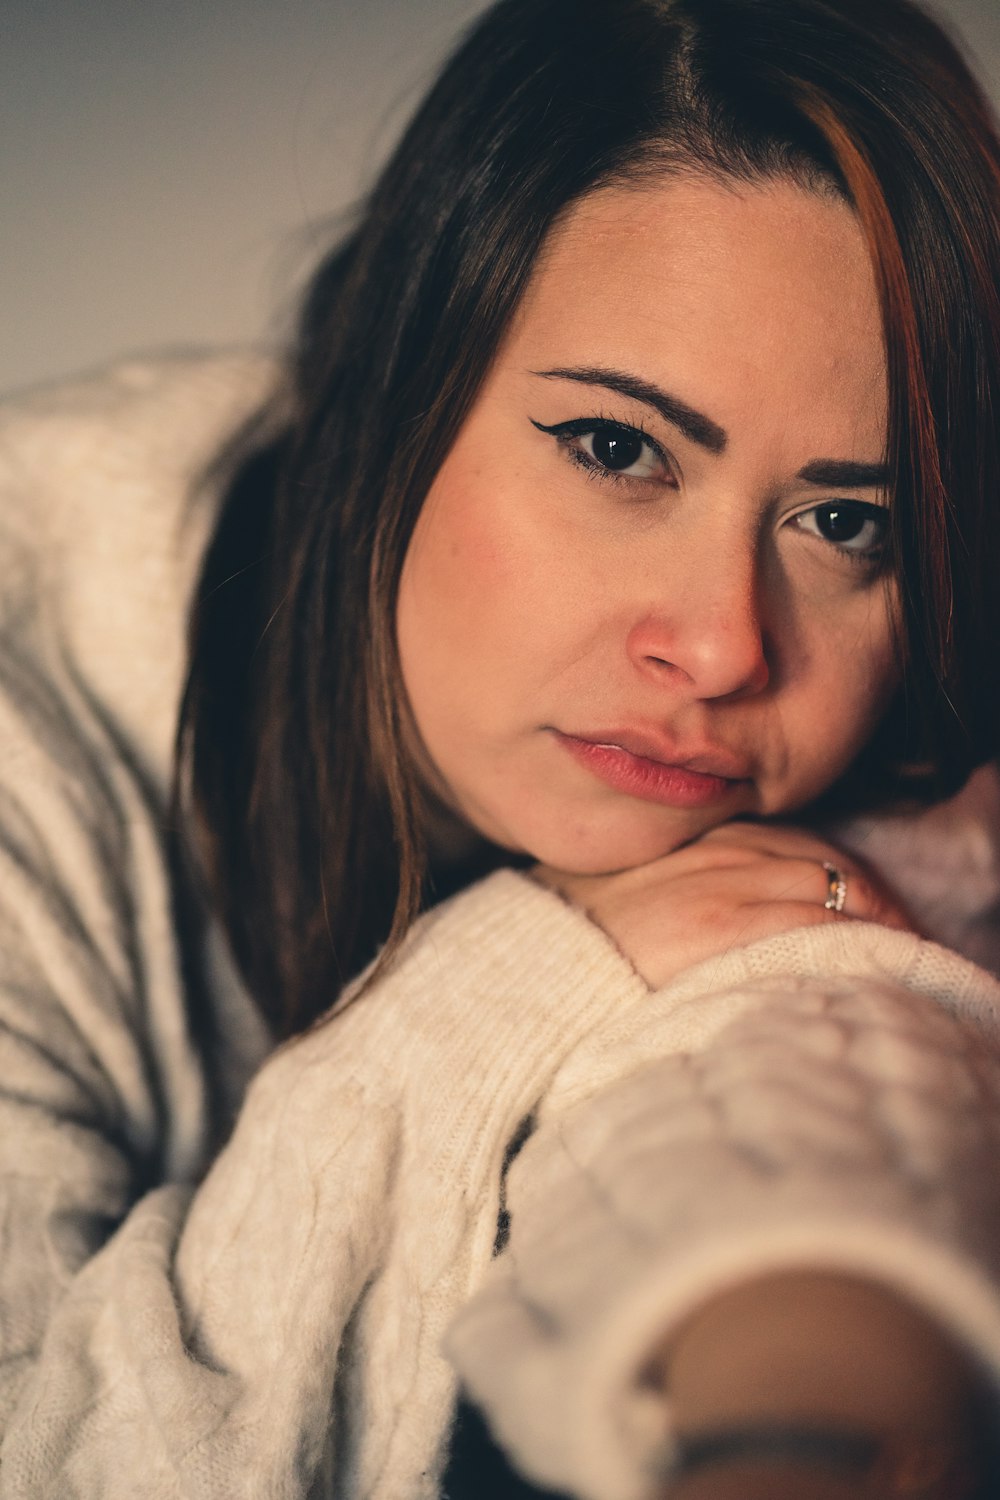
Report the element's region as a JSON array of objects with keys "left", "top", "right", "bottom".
[{"left": 178, "top": 0, "right": 1000, "bottom": 1035}]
